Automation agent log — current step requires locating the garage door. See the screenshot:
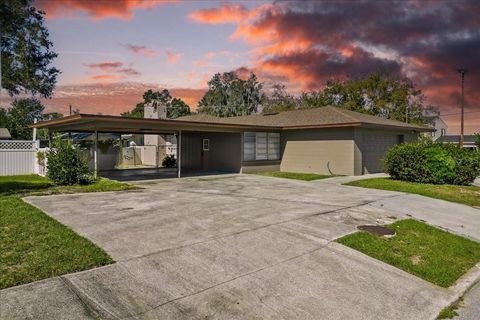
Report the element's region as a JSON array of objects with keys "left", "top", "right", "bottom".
[{"left": 361, "top": 134, "right": 401, "bottom": 173}]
